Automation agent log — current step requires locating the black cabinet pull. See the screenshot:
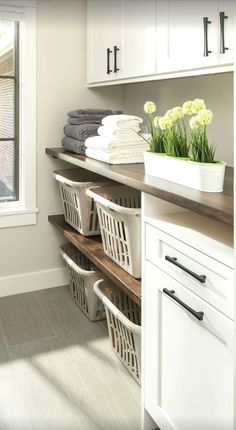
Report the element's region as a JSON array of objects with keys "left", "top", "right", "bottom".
[
  {"left": 165, "top": 255, "right": 206, "bottom": 284},
  {"left": 106, "top": 48, "right": 112, "bottom": 74},
  {"left": 163, "top": 288, "right": 204, "bottom": 321},
  {"left": 114, "top": 45, "right": 120, "bottom": 73},
  {"left": 219, "top": 11, "right": 228, "bottom": 54},
  {"left": 203, "top": 17, "right": 212, "bottom": 56}
]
